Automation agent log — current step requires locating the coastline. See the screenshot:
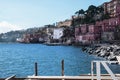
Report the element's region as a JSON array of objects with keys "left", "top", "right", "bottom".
[
  {"left": 81, "top": 44, "right": 120, "bottom": 61},
  {"left": 40, "top": 41, "right": 120, "bottom": 61}
]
